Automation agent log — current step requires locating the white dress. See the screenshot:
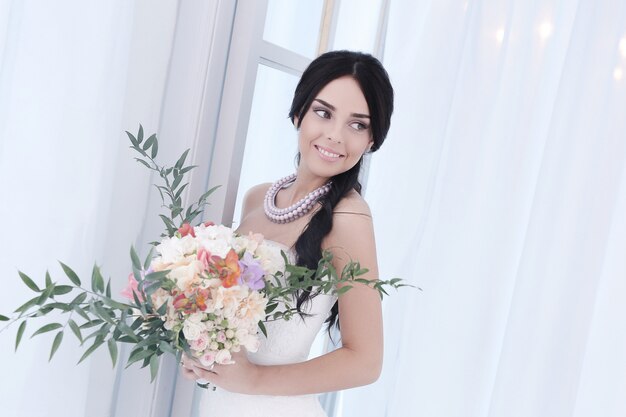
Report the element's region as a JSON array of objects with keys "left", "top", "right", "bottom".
[{"left": 198, "top": 240, "right": 337, "bottom": 417}]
